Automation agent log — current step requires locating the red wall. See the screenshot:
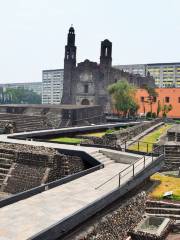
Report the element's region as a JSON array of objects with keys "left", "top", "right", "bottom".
[{"left": 136, "top": 88, "right": 180, "bottom": 118}]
